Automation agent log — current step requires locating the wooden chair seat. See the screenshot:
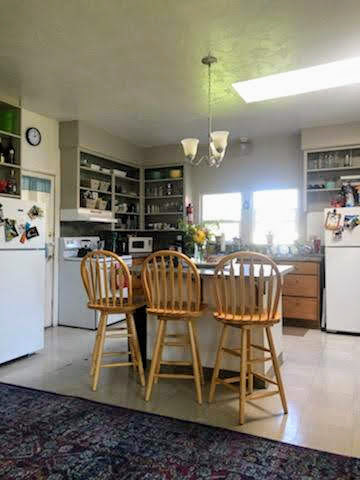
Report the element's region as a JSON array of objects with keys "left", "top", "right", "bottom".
[
  {"left": 147, "top": 302, "right": 207, "bottom": 319},
  {"left": 214, "top": 310, "right": 281, "bottom": 326},
  {"left": 87, "top": 299, "right": 145, "bottom": 313}
]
